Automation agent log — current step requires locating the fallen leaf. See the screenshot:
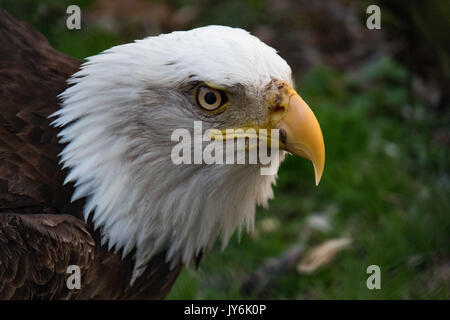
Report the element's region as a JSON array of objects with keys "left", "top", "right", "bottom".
[{"left": 297, "top": 238, "right": 352, "bottom": 274}]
